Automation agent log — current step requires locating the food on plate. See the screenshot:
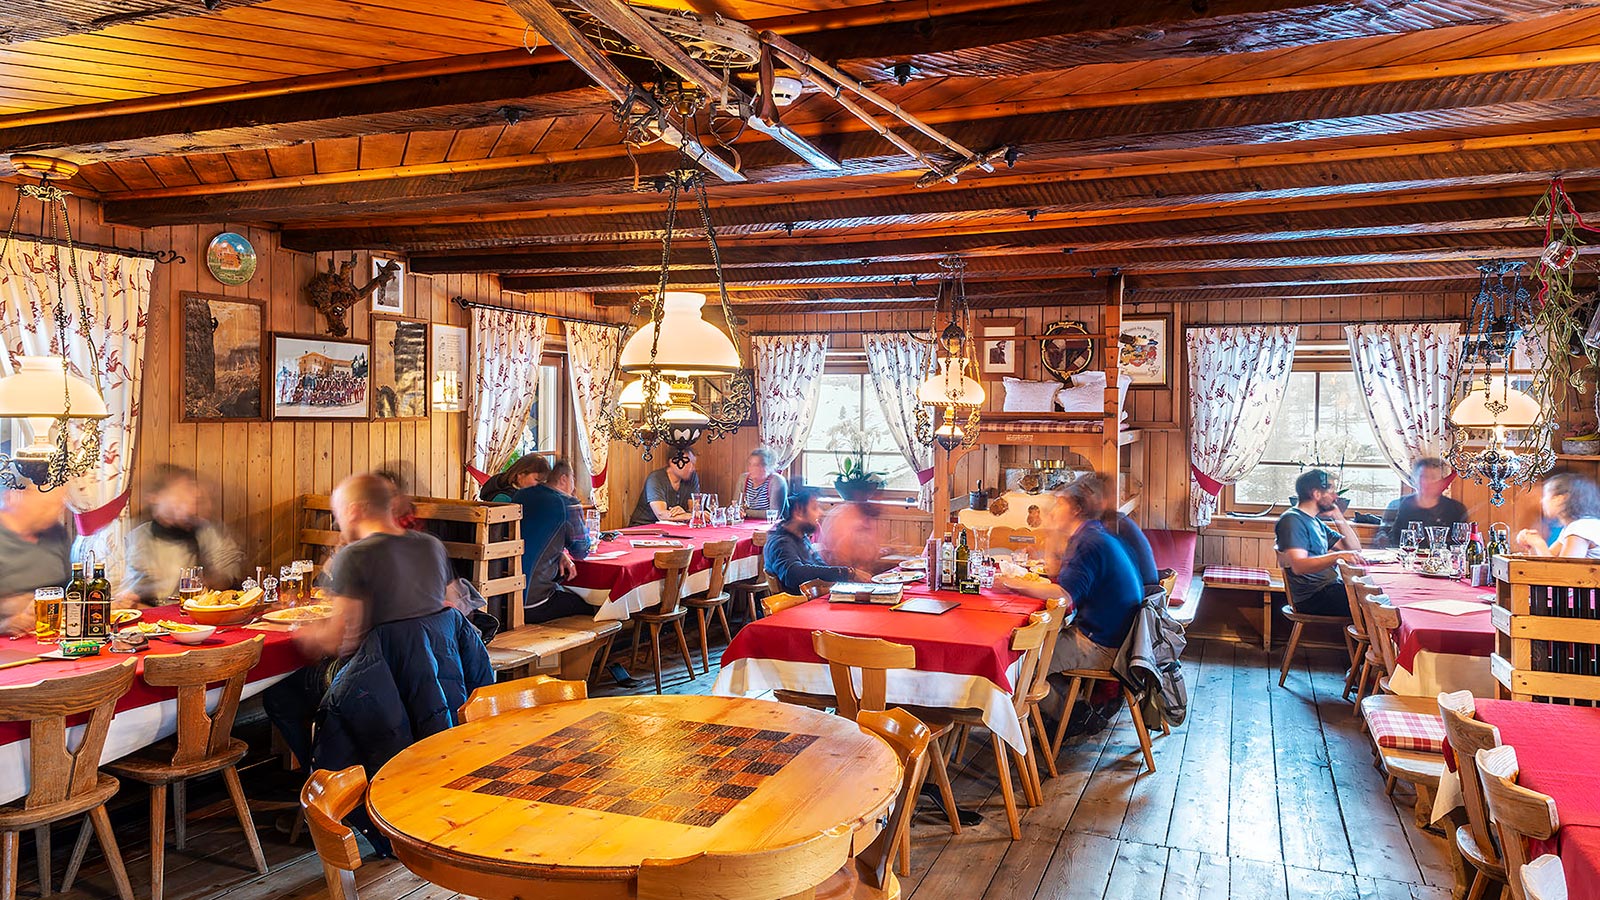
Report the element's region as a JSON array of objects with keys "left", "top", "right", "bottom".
[
  {"left": 1012, "top": 571, "right": 1052, "bottom": 585},
  {"left": 263, "top": 604, "right": 334, "bottom": 624},
  {"left": 124, "top": 621, "right": 169, "bottom": 635},
  {"left": 111, "top": 608, "right": 143, "bottom": 626},
  {"left": 156, "top": 619, "right": 204, "bottom": 633},
  {"left": 184, "top": 586, "right": 265, "bottom": 610}
]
